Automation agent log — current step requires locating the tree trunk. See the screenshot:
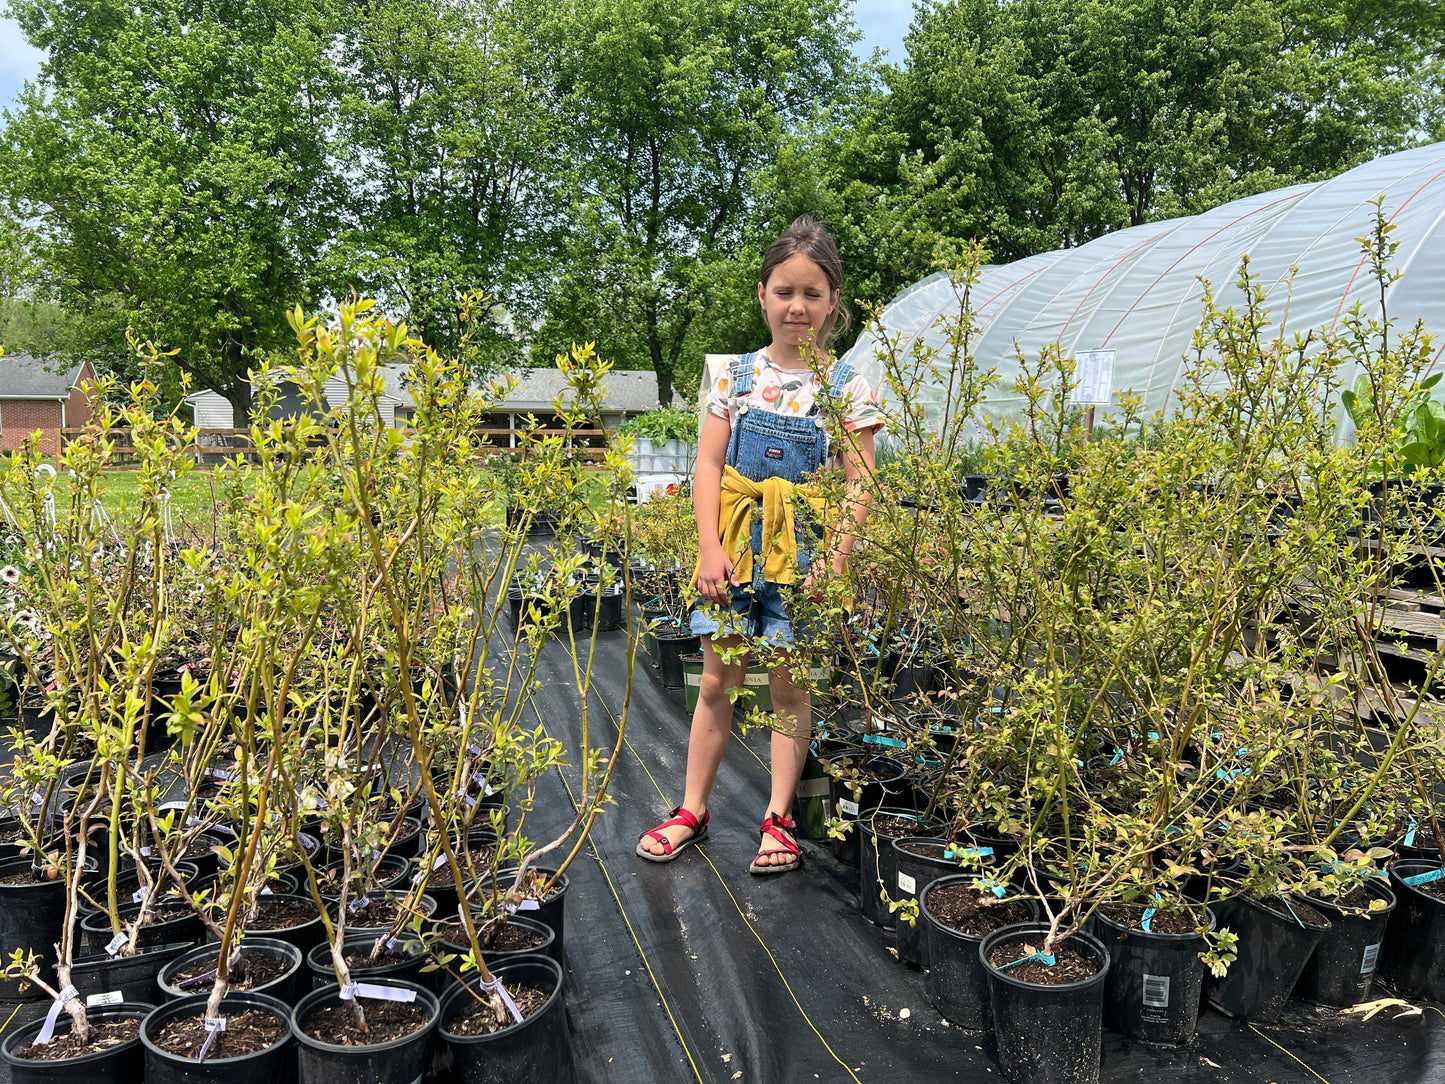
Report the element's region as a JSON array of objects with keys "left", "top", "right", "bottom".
[
  {"left": 655, "top": 366, "right": 674, "bottom": 407},
  {"left": 224, "top": 384, "right": 252, "bottom": 428}
]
